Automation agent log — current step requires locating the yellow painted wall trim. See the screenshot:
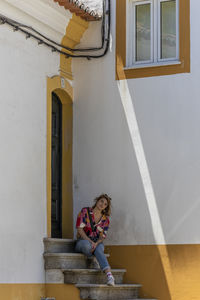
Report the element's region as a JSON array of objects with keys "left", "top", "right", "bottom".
[
  {"left": 46, "top": 13, "right": 89, "bottom": 237},
  {"left": 0, "top": 284, "right": 80, "bottom": 300},
  {"left": 106, "top": 244, "right": 200, "bottom": 300},
  {"left": 60, "top": 14, "right": 89, "bottom": 80},
  {"left": 0, "top": 284, "right": 46, "bottom": 300},
  {"left": 116, "top": 0, "right": 190, "bottom": 80},
  {"left": 4, "top": 244, "right": 200, "bottom": 300},
  {"left": 47, "top": 75, "right": 73, "bottom": 238},
  {"left": 46, "top": 284, "right": 81, "bottom": 300}
]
